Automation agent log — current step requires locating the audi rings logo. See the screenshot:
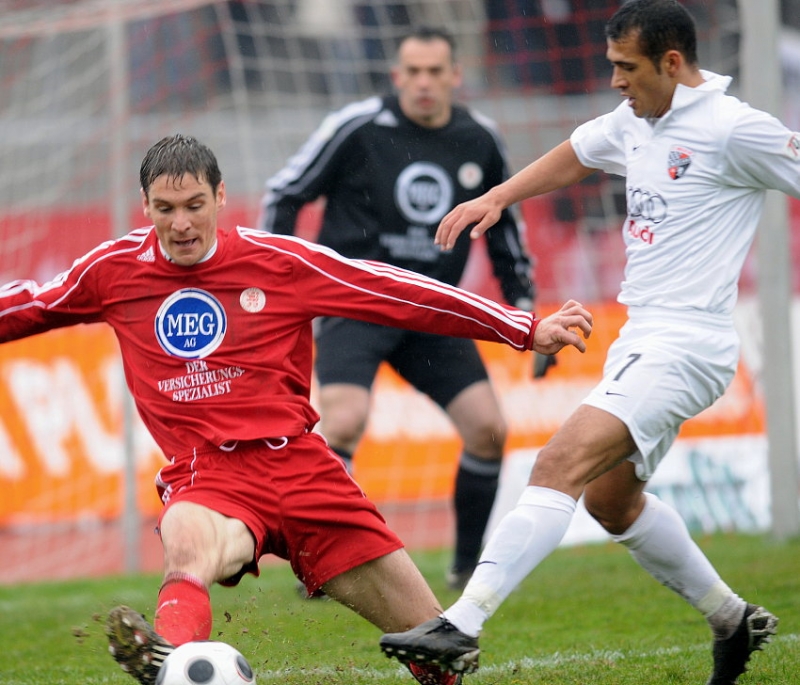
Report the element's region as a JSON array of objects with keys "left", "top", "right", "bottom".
[
  {"left": 627, "top": 187, "right": 667, "bottom": 224},
  {"left": 155, "top": 288, "right": 227, "bottom": 359}
]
